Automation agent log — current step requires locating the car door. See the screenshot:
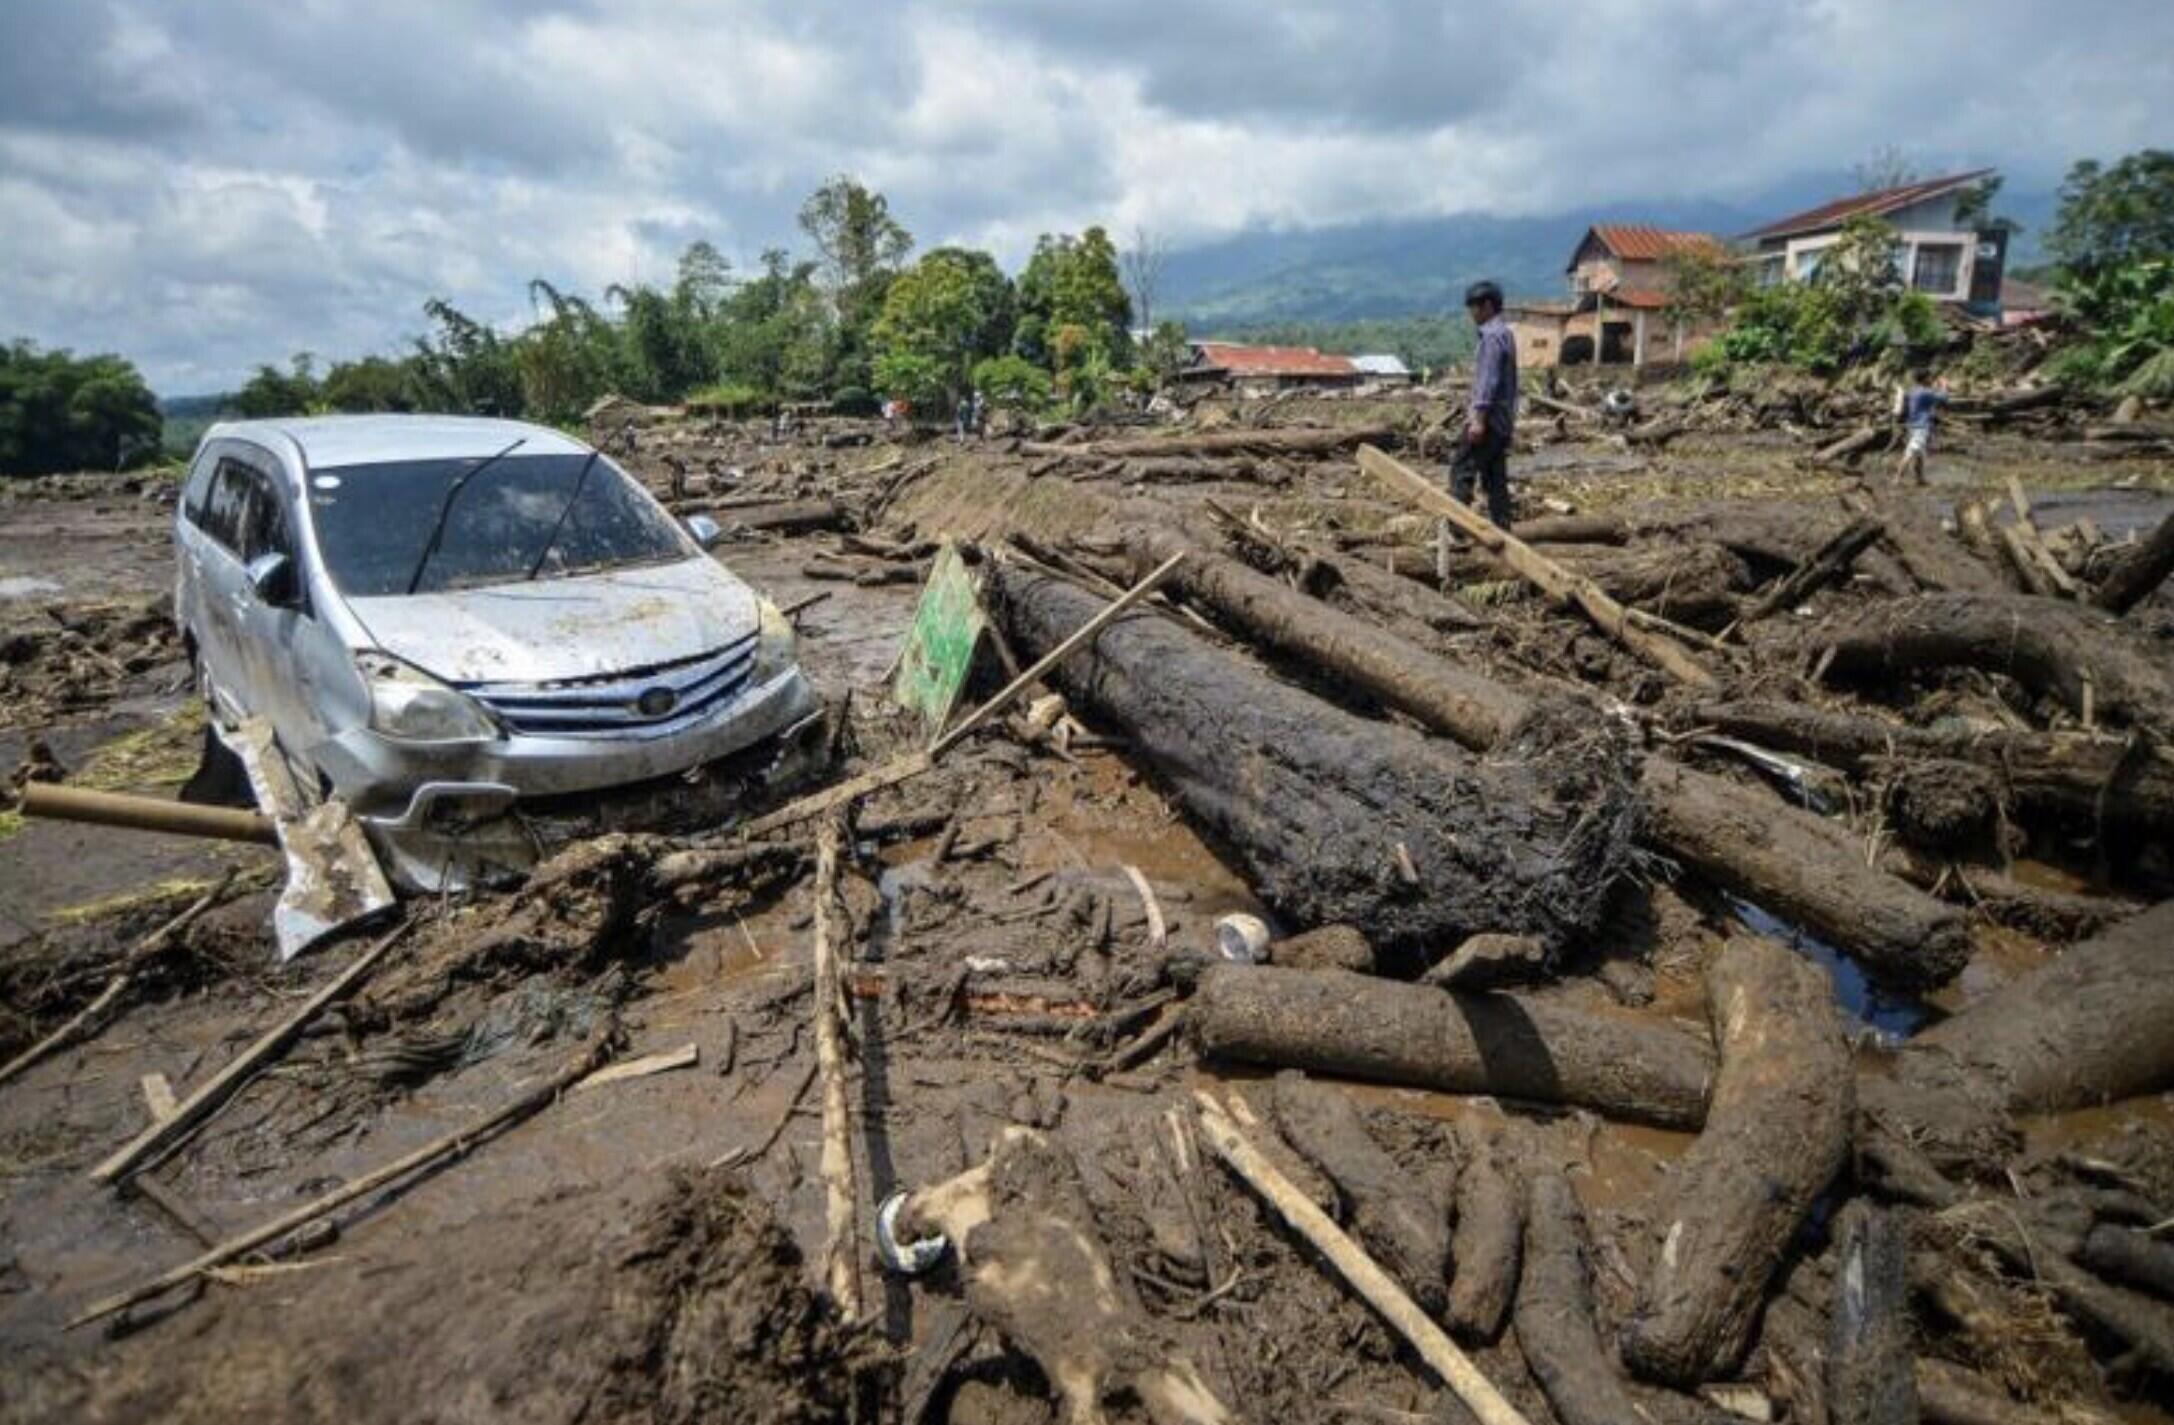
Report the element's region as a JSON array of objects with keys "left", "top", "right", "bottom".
[
  {"left": 191, "top": 454, "right": 257, "bottom": 720},
  {"left": 230, "top": 452, "right": 336, "bottom": 770}
]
